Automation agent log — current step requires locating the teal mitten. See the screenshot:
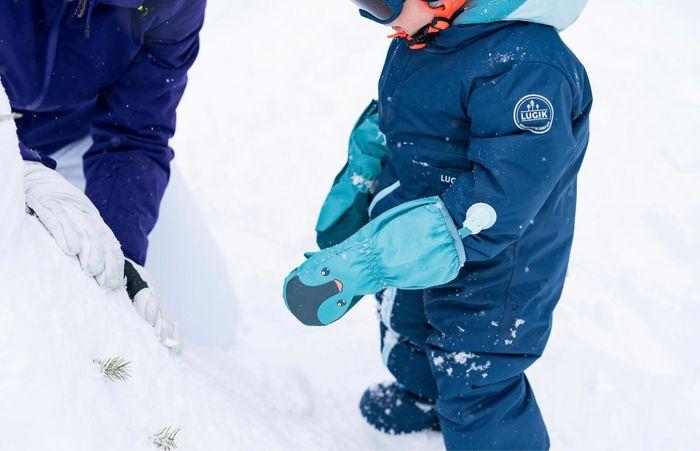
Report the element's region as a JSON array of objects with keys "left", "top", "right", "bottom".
[
  {"left": 284, "top": 198, "right": 497, "bottom": 326},
  {"left": 315, "top": 100, "right": 388, "bottom": 249}
]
